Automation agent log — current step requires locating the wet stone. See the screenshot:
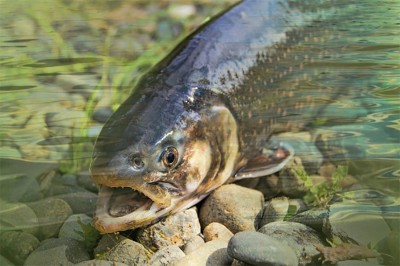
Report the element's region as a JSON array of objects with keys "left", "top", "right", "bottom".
[
  {"left": 58, "top": 214, "right": 100, "bottom": 251},
  {"left": 0, "top": 201, "right": 39, "bottom": 236},
  {"left": 28, "top": 198, "right": 73, "bottom": 239},
  {"left": 0, "top": 231, "right": 40, "bottom": 265},
  {"left": 99, "top": 238, "right": 150, "bottom": 266},
  {"left": 24, "top": 238, "right": 90, "bottom": 266},
  {"left": 54, "top": 191, "right": 97, "bottom": 215},
  {"left": 183, "top": 235, "right": 205, "bottom": 255},
  {"left": 0, "top": 174, "right": 42, "bottom": 203},
  {"left": 199, "top": 184, "right": 264, "bottom": 233},
  {"left": 77, "top": 171, "right": 99, "bottom": 193},
  {"left": 55, "top": 74, "right": 99, "bottom": 99},
  {"left": 278, "top": 156, "right": 308, "bottom": 198},
  {"left": 203, "top": 222, "right": 234, "bottom": 243},
  {"left": 258, "top": 221, "right": 324, "bottom": 265},
  {"left": 0, "top": 254, "right": 14, "bottom": 266},
  {"left": 75, "top": 260, "right": 129, "bottom": 266},
  {"left": 148, "top": 245, "right": 185, "bottom": 266},
  {"left": 290, "top": 208, "right": 329, "bottom": 232},
  {"left": 228, "top": 231, "right": 298, "bottom": 266},
  {"left": 174, "top": 239, "right": 228, "bottom": 266},
  {"left": 258, "top": 197, "right": 290, "bottom": 228},
  {"left": 45, "top": 109, "right": 87, "bottom": 137},
  {"left": 135, "top": 207, "right": 201, "bottom": 251},
  {"left": 92, "top": 106, "right": 113, "bottom": 123},
  {"left": 94, "top": 234, "right": 128, "bottom": 256},
  {"left": 324, "top": 201, "right": 391, "bottom": 246}
]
